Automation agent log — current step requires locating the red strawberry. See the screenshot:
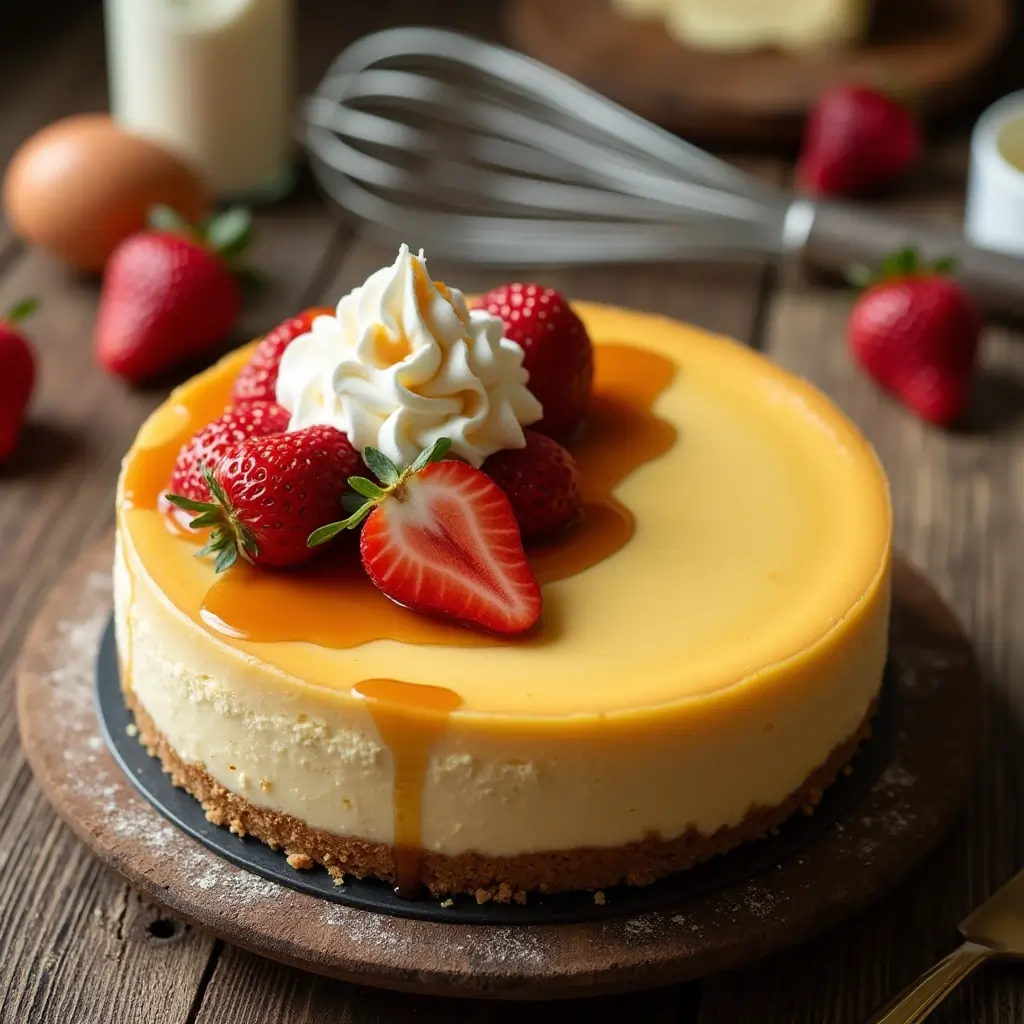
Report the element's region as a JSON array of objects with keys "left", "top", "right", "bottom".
[
  {"left": 847, "top": 249, "right": 982, "bottom": 426},
  {"left": 0, "top": 298, "right": 38, "bottom": 462},
  {"left": 309, "top": 440, "right": 541, "bottom": 635},
  {"left": 95, "top": 206, "right": 257, "bottom": 384},
  {"left": 475, "top": 284, "right": 593, "bottom": 440},
  {"left": 233, "top": 306, "right": 334, "bottom": 404},
  {"left": 483, "top": 430, "right": 582, "bottom": 538},
  {"left": 798, "top": 84, "right": 921, "bottom": 197},
  {"left": 167, "top": 425, "right": 360, "bottom": 571},
  {"left": 168, "top": 401, "right": 290, "bottom": 502}
]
